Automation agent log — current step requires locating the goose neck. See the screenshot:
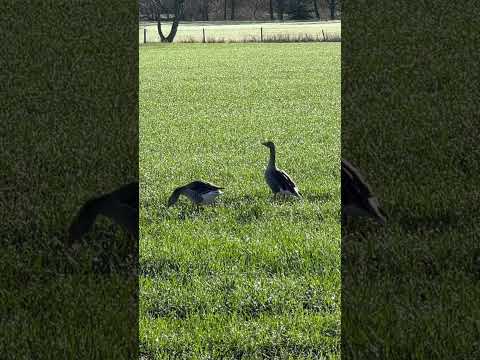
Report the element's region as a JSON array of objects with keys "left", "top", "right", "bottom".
[{"left": 268, "top": 146, "right": 276, "bottom": 168}]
